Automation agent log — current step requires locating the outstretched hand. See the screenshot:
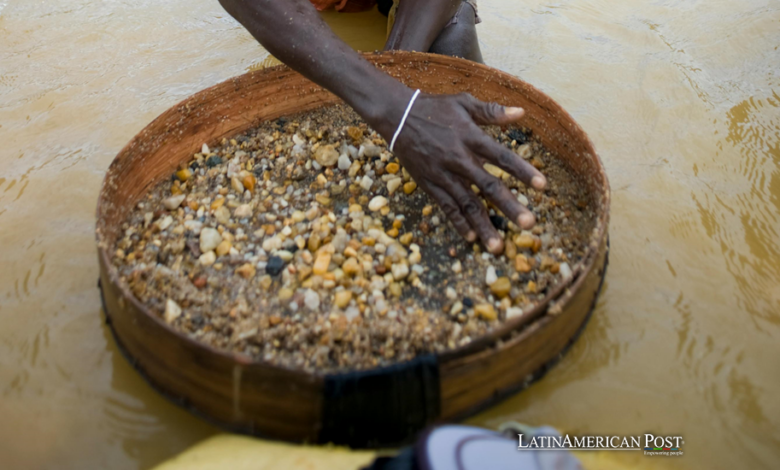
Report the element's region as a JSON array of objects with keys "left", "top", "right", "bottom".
[{"left": 391, "top": 92, "right": 547, "bottom": 254}]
